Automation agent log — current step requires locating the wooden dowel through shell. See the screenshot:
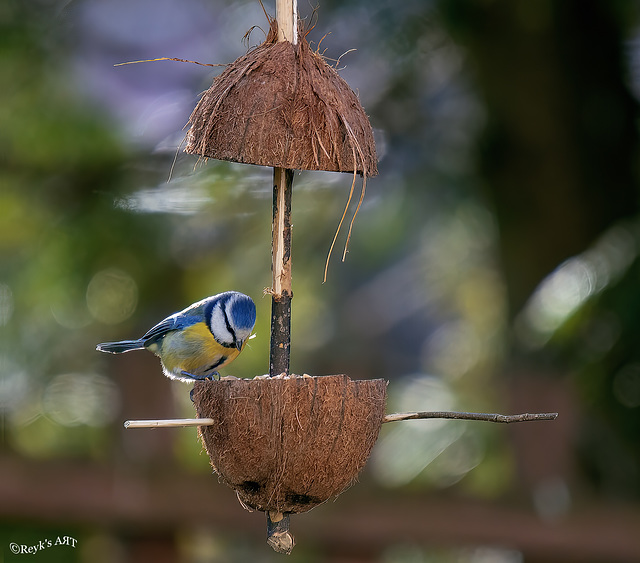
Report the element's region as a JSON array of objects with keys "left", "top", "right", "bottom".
[
  {"left": 123, "top": 418, "right": 215, "bottom": 429},
  {"left": 382, "top": 411, "right": 558, "bottom": 424},
  {"left": 268, "top": 2, "right": 298, "bottom": 554},
  {"left": 123, "top": 411, "right": 558, "bottom": 429}
]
